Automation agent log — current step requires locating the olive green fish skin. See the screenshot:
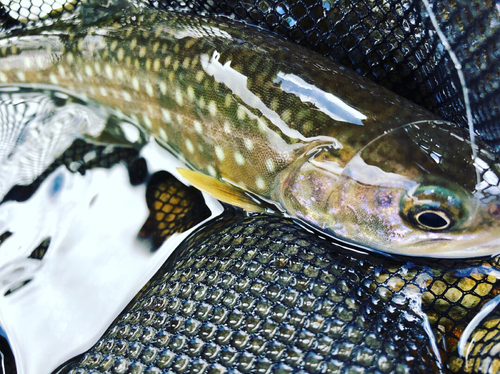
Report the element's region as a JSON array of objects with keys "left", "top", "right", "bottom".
[
  {"left": 0, "top": 9, "right": 433, "bottom": 193},
  {"left": 0, "top": 7, "right": 499, "bottom": 257}
]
